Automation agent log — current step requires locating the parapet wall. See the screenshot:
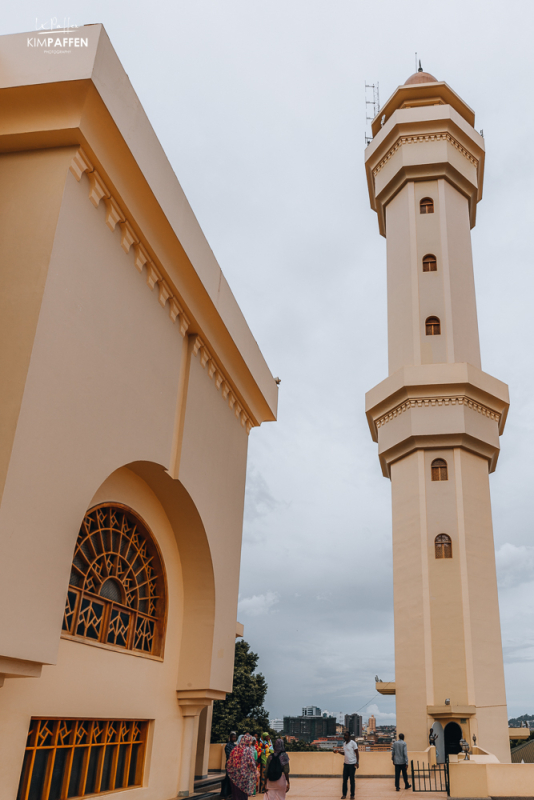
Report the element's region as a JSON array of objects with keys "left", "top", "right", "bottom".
[
  {"left": 208, "top": 744, "right": 430, "bottom": 776},
  {"left": 449, "top": 761, "right": 534, "bottom": 798}
]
